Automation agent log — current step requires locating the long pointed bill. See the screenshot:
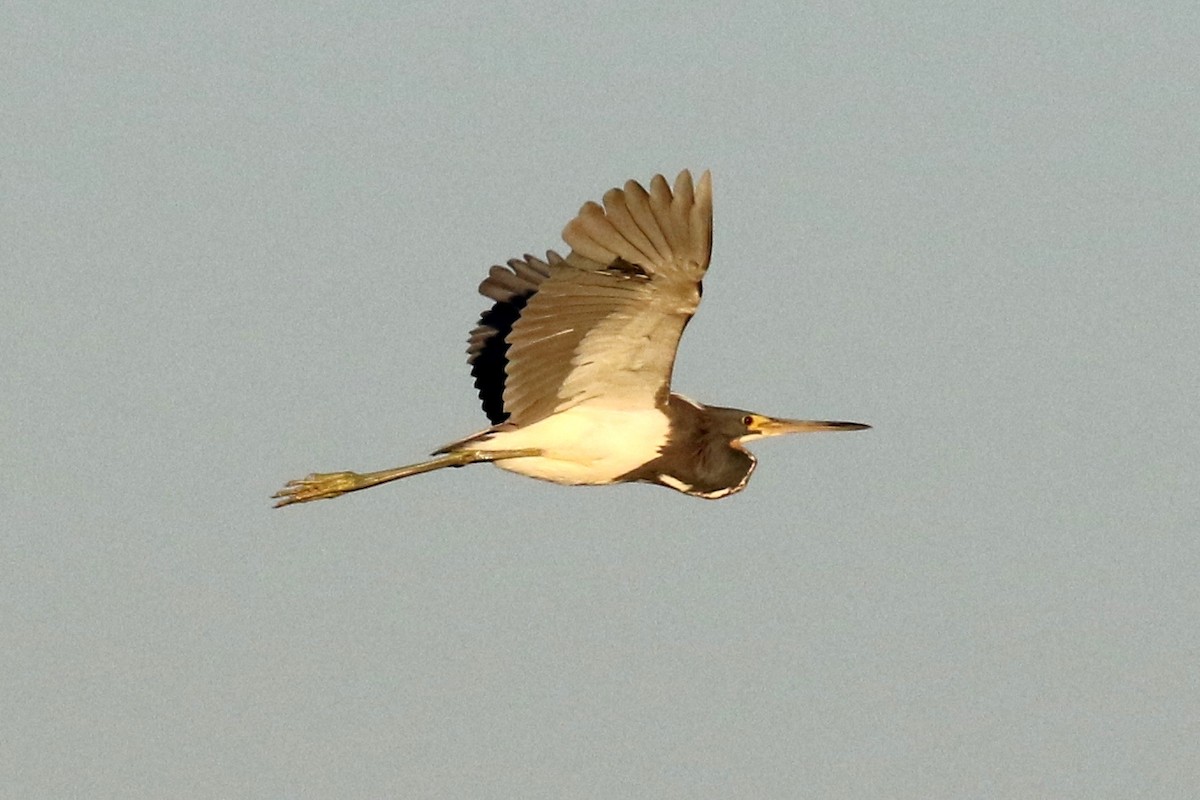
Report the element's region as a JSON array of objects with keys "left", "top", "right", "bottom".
[{"left": 756, "top": 418, "right": 871, "bottom": 437}]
